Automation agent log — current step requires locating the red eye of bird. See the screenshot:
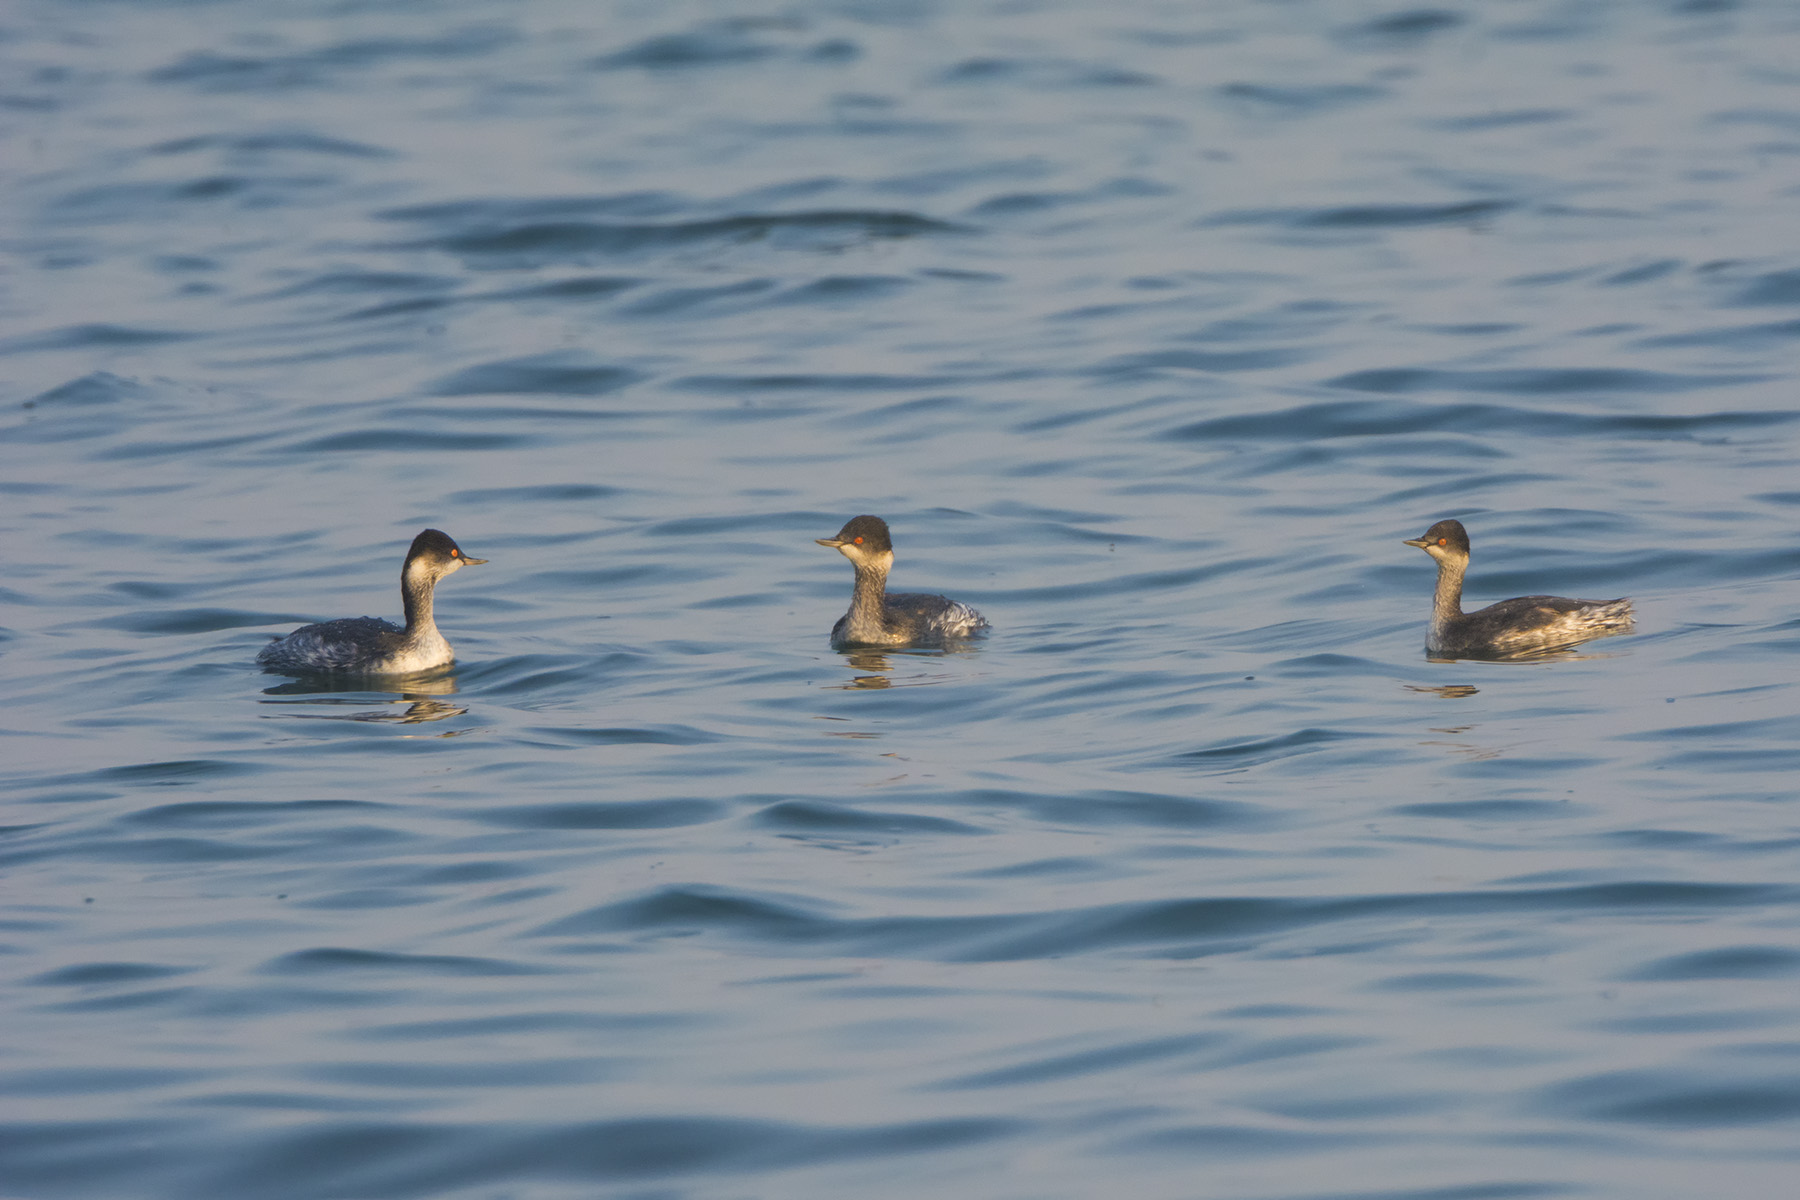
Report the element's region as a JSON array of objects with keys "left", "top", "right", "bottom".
[
  {"left": 451, "top": 549, "right": 459, "bottom": 557},
  {"left": 853, "top": 536, "right": 863, "bottom": 544},
  {"left": 1437, "top": 537, "right": 1446, "bottom": 546}
]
